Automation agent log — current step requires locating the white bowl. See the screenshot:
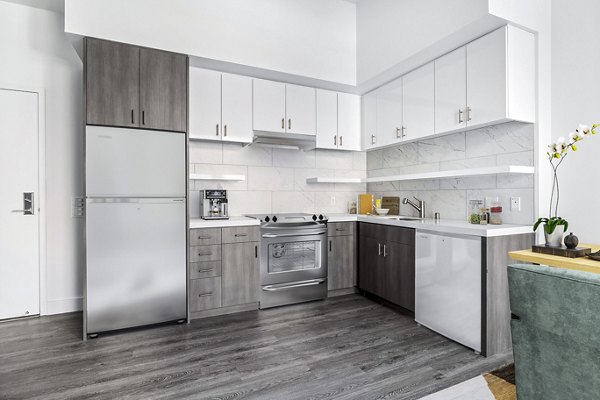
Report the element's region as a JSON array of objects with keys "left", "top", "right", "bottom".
[{"left": 375, "top": 208, "right": 389, "bottom": 216}]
